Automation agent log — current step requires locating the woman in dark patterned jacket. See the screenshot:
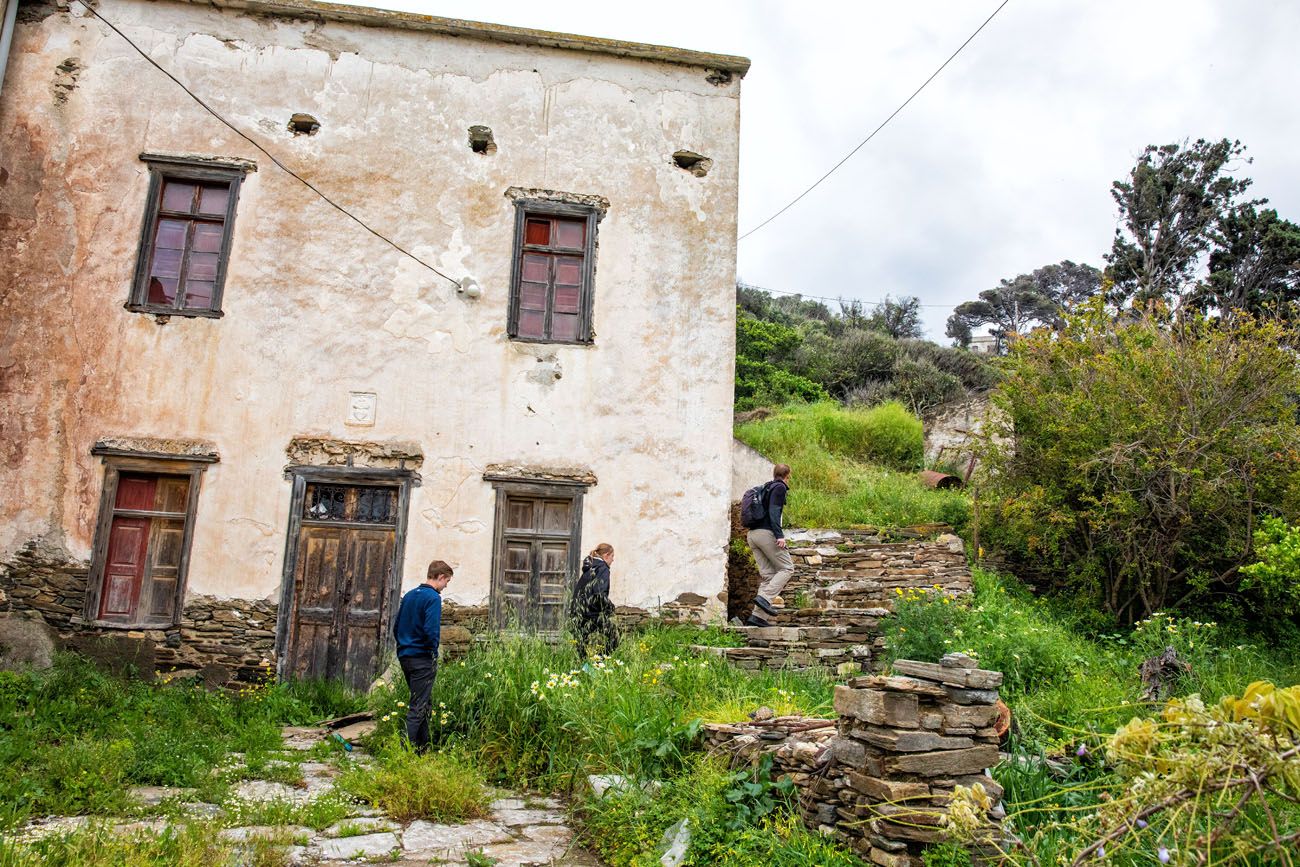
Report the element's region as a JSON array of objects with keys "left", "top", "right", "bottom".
[{"left": 569, "top": 542, "right": 618, "bottom": 659}]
